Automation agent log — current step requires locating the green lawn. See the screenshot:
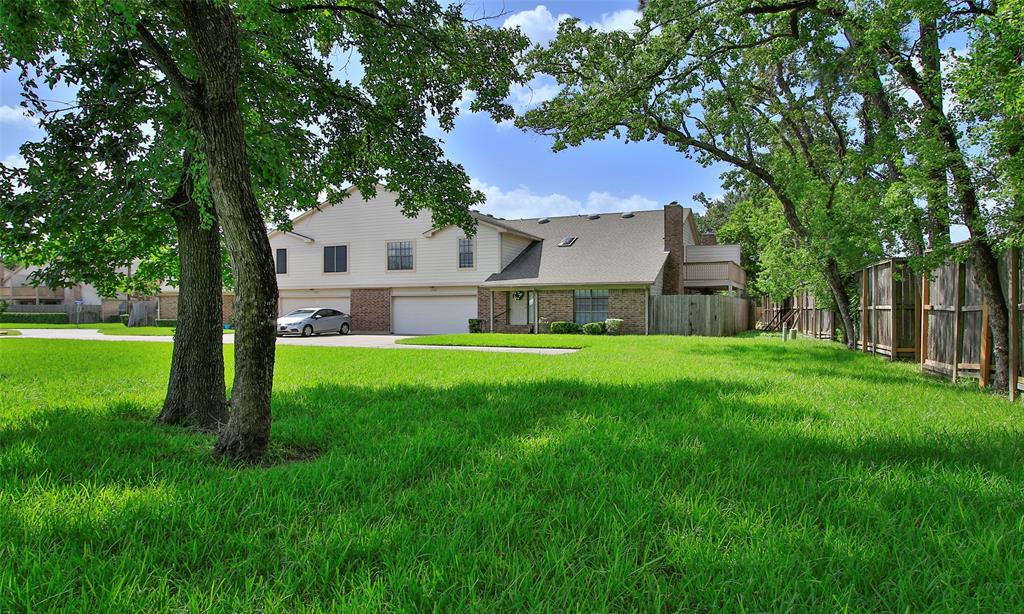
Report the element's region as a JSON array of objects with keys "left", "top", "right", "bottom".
[
  {"left": 398, "top": 332, "right": 589, "bottom": 348},
  {"left": 1, "top": 335, "right": 1022, "bottom": 611},
  {"left": 0, "top": 322, "right": 232, "bottom": 336},
  {"left": 0, "top": 322, "right": 127, "bottom": 329}
]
